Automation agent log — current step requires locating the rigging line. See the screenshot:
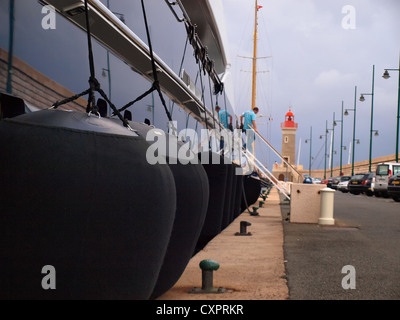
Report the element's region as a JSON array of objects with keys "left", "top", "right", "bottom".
[
  {"left": 51, "top": 0, "right": 129, "bottom": 127},
  {"left": 198, "top": 63, "right": 209, "bottom": 133},
  {"left": 115, "top": 0, "right": 174, "bottom": 129},
  {"left": 208, "top": 75, "right": 221, "bottom": 151},
  {"left": 185, "top": 112, "right": 190, "bottom": 130},
  {"left": 84, "top": 0, "right": 95, "bottom": 82},
  {"left": 208, "top": 76, "right": 216, "bottom": 129},
  {"left": 140, "top": 0, "right": 173, "bottom": 122},
  {"left": 311, "top": 141, "right": 325, "bottom": 167},
  {"left": 83, "top": 0, "right": 98, "bottom": 114},
  {"left": 222, "top": 86, "right": 228, "bottom": 129},
  {"left": 315, "top": 155, "right": 324, "bottom": 170},
  {"left": 223, "top": 90, "right": 232, "bottom": 151},
  {"left": 116, "top": 84, "right": 158, "bottom": 114},
  {"left": 170, "top": 34, "right": 190, "bottom": 116}
]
